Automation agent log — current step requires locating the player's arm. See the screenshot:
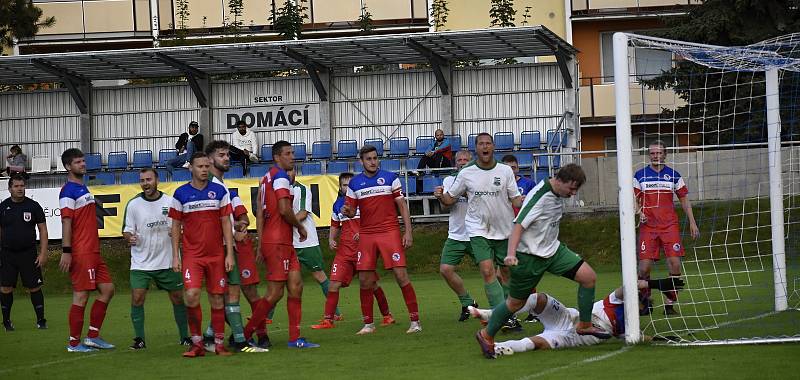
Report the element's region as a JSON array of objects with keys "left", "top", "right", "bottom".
[
  {"left": 36, "top": 222, "right": 48, "bottom": 268},
  {"left": 678, "top": 195, "right": 699, "bottom": 239},
  {"left": 170, "top": 220, "right": 182, "bottom": 272},
  {"left": 395, "top": 196, "right": 413, "bottom": 249},
  {"left": 510, "top": 195, "right": 524, "bottom": 209},
  {"left": 329, "top": 223, "right": 340, "bottom": 251},
  {"left": 59, "top": 217, "right": 72, "bottom": 272},
  {"left": 435, "top": 173, "right": 465, "bottom": 206},
  {"left": 504, "top": 223, "right": 524, "bottom": 266},
  {"left": 278, "top": 198, "right": 306, "bottom": 241},
  {"left": 220, "top": 215, "right": 235, "bottom": 272}
]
